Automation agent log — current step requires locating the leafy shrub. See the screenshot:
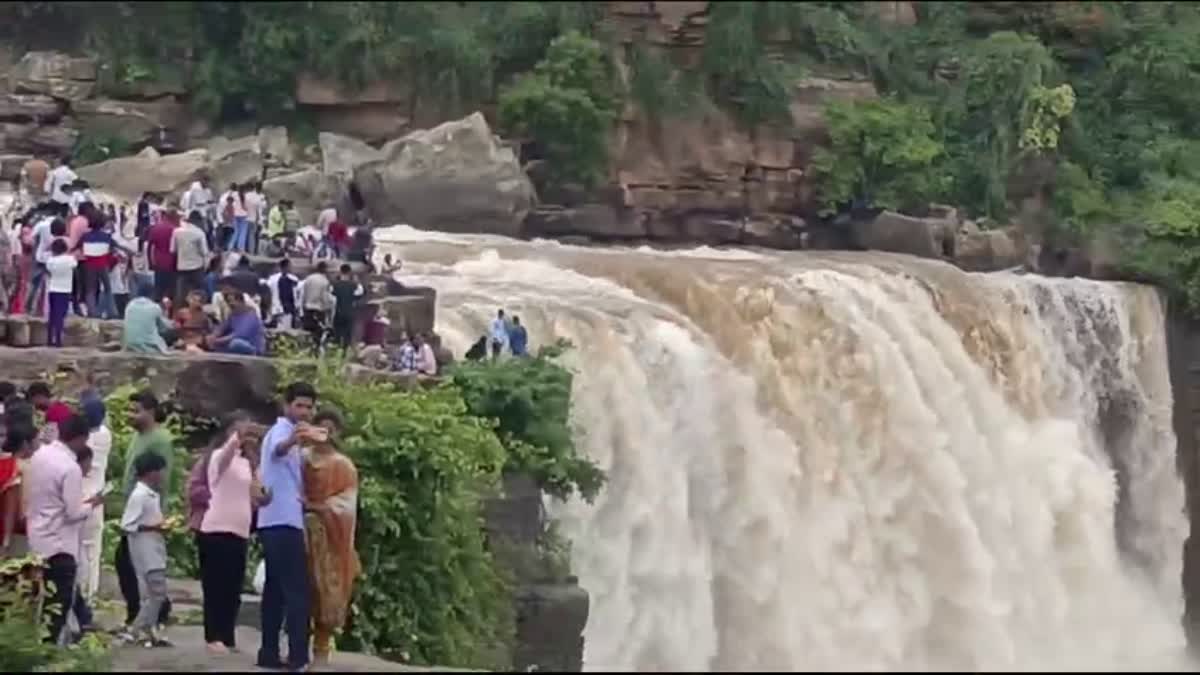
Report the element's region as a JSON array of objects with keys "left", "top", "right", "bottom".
[
  {"left": 71, "top": 132, "right": 133, "bottom": 167},
  {"left": 498, "top": 31, "right": 617, "bottom": 189},
  {"left": 810, "top": 98, "right": 947, "bottom": 215},
  {"left": 0, "top": 555, "right": 112, "bottom": 672}
]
